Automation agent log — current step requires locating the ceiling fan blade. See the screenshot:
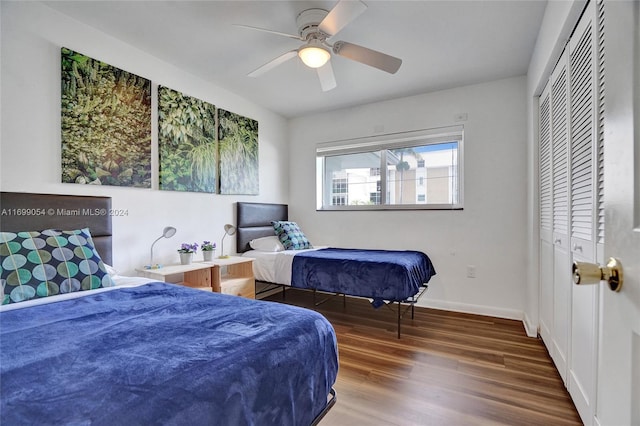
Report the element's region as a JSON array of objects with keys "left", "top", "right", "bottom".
[
  {"left": 318, "top": 0, "right": 367, "bottom": 36},
  {"left": 234, "top": 24, "right": 301, "bottom": 41},
  {"left": 317, "top": 61, "right": 337, "bottom": 92},
  {"left": 333, "top": 41, "right": 402, "bottom": 74},
  {"left": 248, "top": 50, "right": 298, "bottom": 77}
]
